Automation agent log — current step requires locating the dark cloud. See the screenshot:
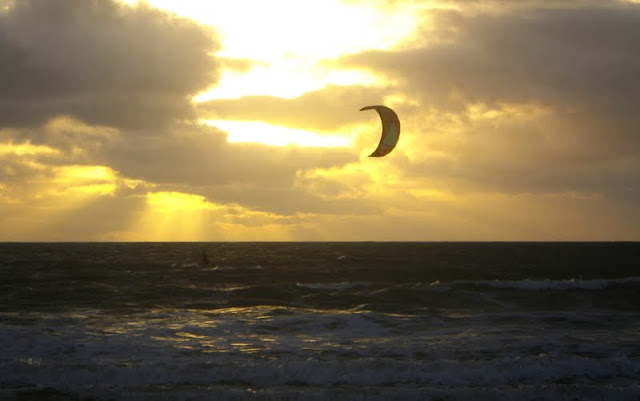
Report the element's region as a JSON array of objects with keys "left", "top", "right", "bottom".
[
  {"left": 343, "top": 4, "right": 640, "bottom": 110},
  {"left": 199, "top": 85, "right": 390, "bottom": 132},
  {"left": 101, "top": 125, "right": 367, "bottom": 214},
  {"left": 339, "top": 2, "right": 640, "bottom": 196},
  {"left": 93, "top": 124, "right": 356, "bottom": 187},
  {"left": 0, "top": 0, "right": 220, "bottom": 129},
  {"left": 197, "top": 184, "right": 378, "bottom": 216}
]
